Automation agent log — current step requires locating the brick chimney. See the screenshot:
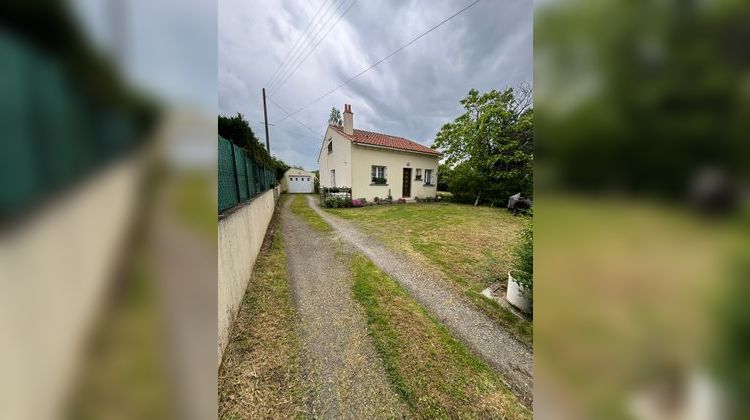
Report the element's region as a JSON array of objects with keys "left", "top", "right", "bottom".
[{"left": 343, "top": 103, "right": 353, "bottom": 135}]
